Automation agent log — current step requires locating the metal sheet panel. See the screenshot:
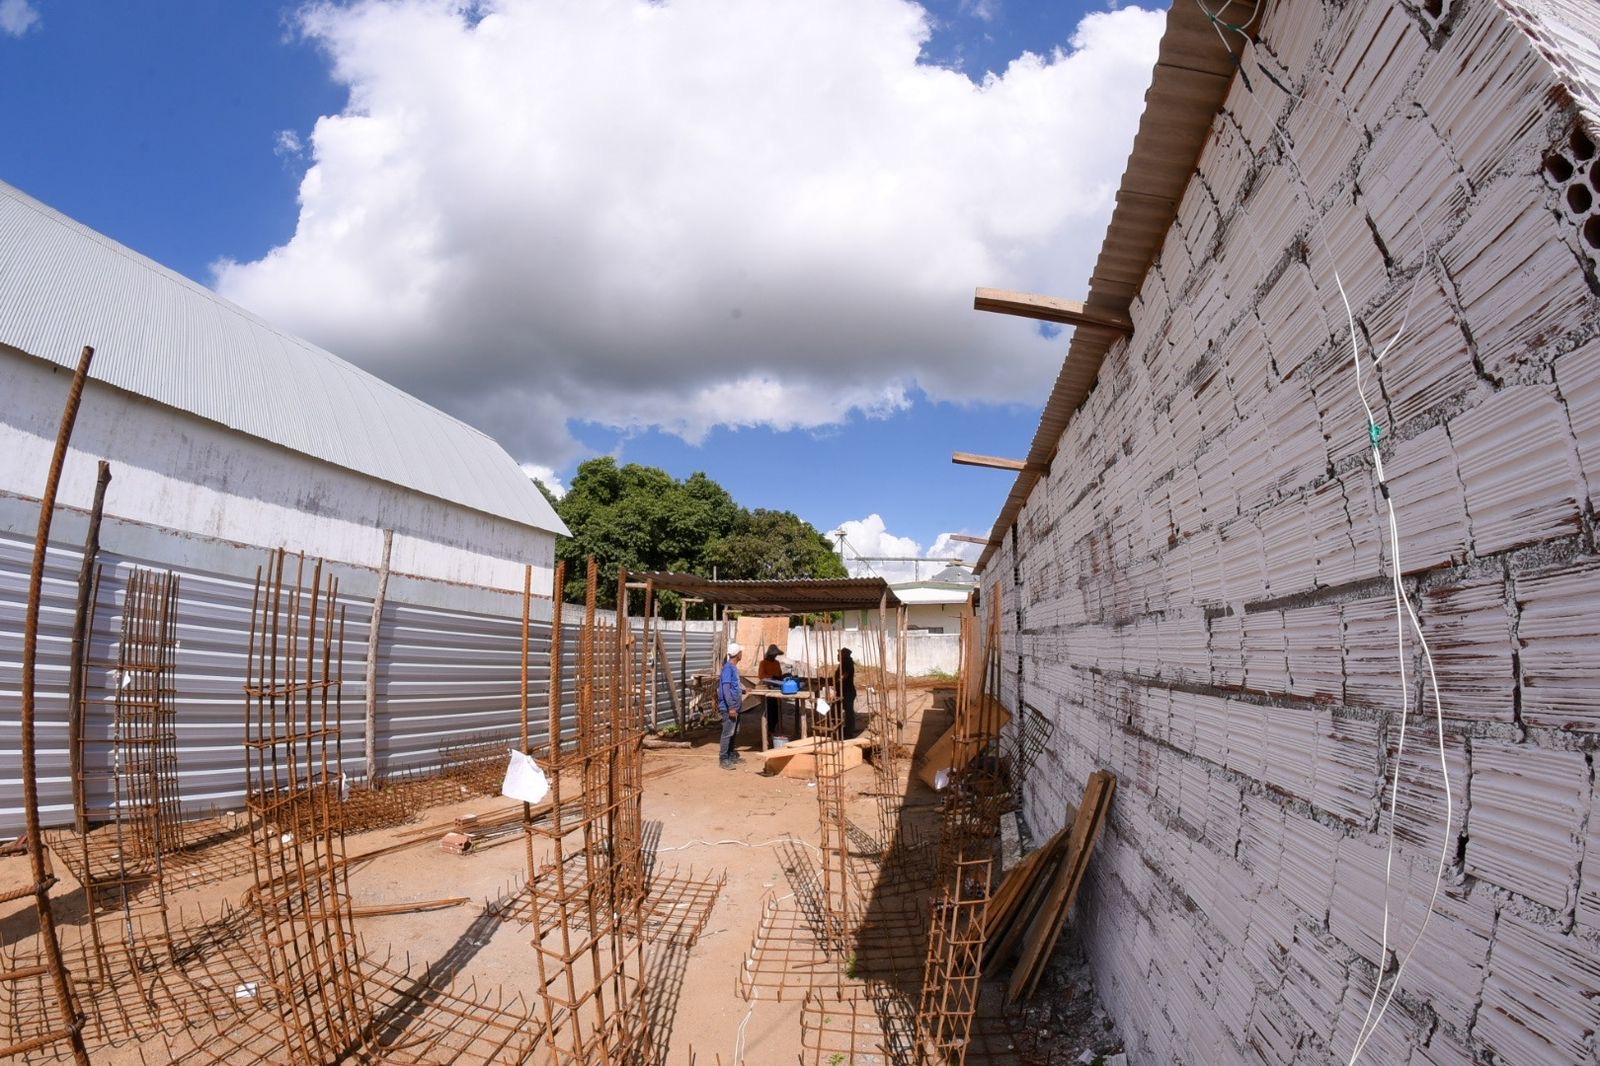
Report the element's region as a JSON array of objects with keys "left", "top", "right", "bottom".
[{"left": 0, "top": 519, "right": 718, "bottom": 839}]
